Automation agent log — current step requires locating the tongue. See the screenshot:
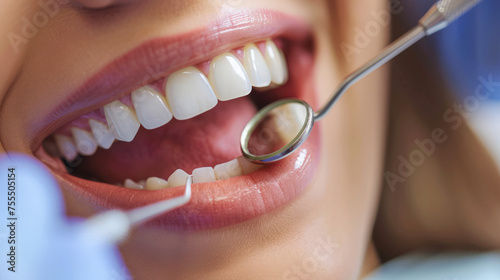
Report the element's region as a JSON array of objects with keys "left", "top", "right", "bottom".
[{"left": 76, "top": 97, "right": 256, "bottom": 183}]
